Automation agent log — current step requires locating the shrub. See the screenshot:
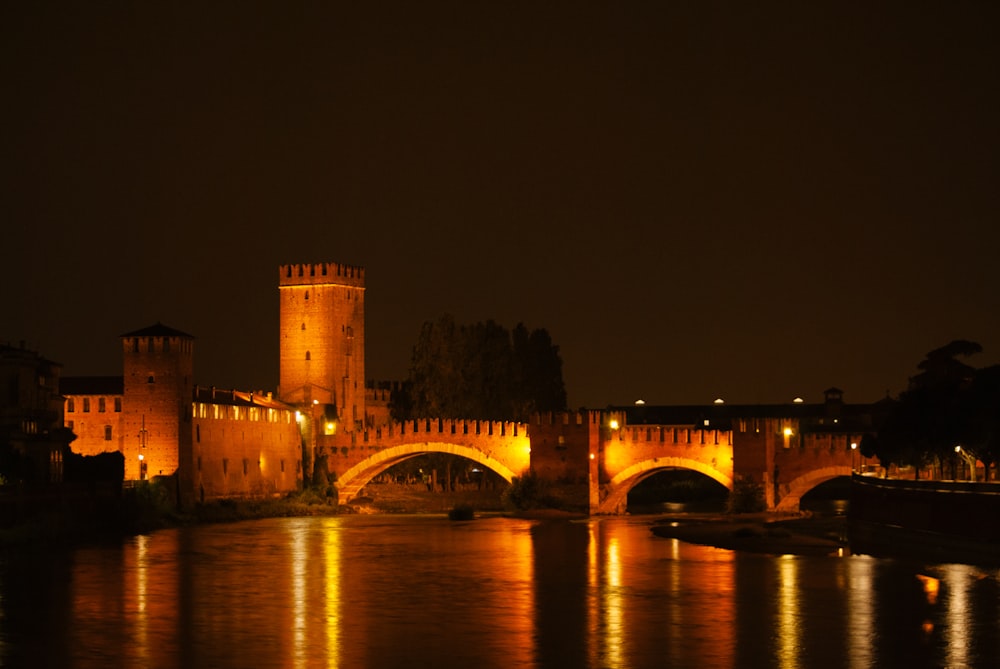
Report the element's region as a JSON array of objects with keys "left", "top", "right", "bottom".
[
  {"left": 502, "top": 471, "right": 553, "bottom": 510},
  {"left": 728, "top": 475, "right": 765, "bottom": 514}
]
